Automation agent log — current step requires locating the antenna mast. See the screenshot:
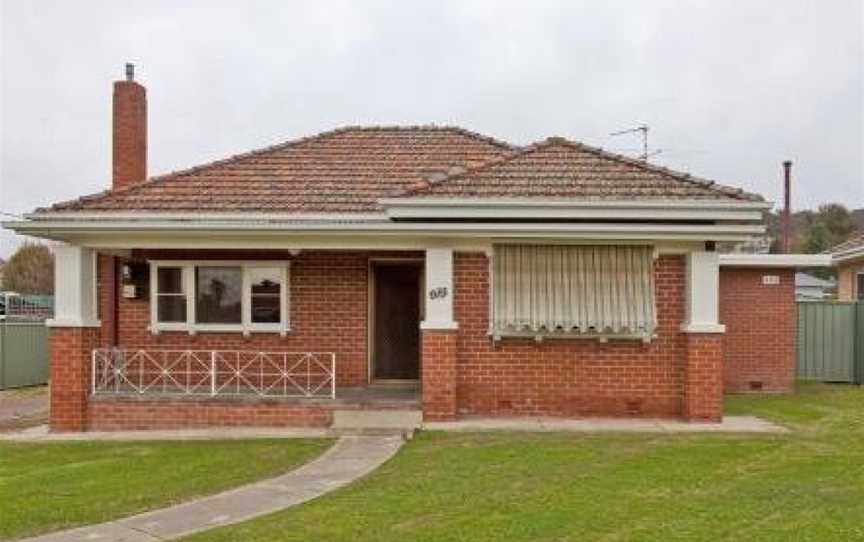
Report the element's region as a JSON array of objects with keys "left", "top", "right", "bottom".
[{"left": 610, "top": 124, "right": 661, "bottom": 161}]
